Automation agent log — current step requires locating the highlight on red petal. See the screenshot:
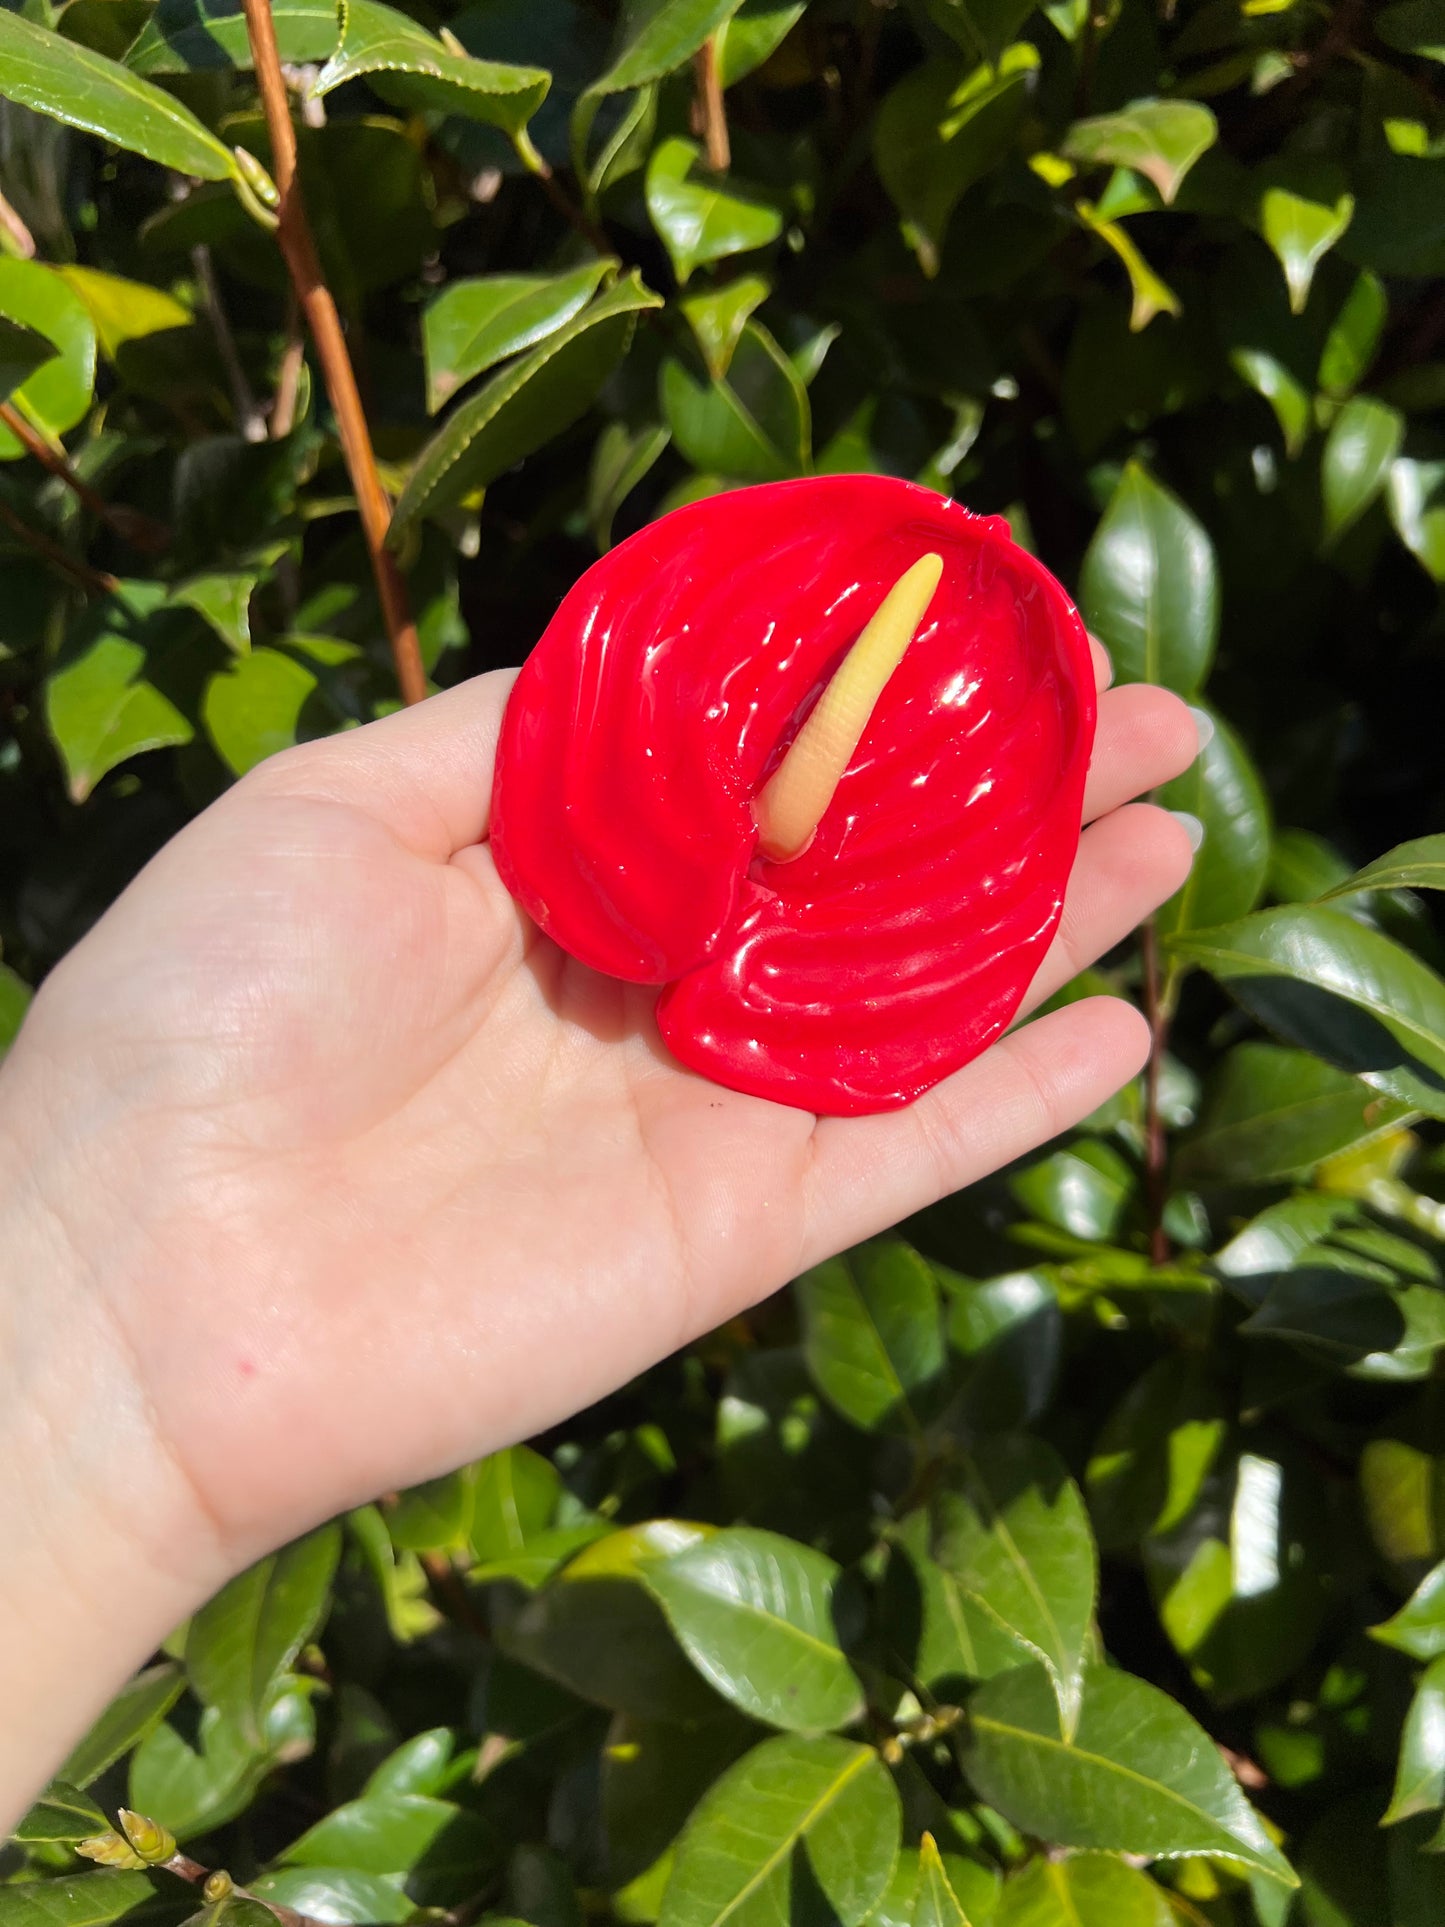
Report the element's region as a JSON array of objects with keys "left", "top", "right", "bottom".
[{"left": 488, "top": 474, "right": 1096, "bottom": 1115}]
